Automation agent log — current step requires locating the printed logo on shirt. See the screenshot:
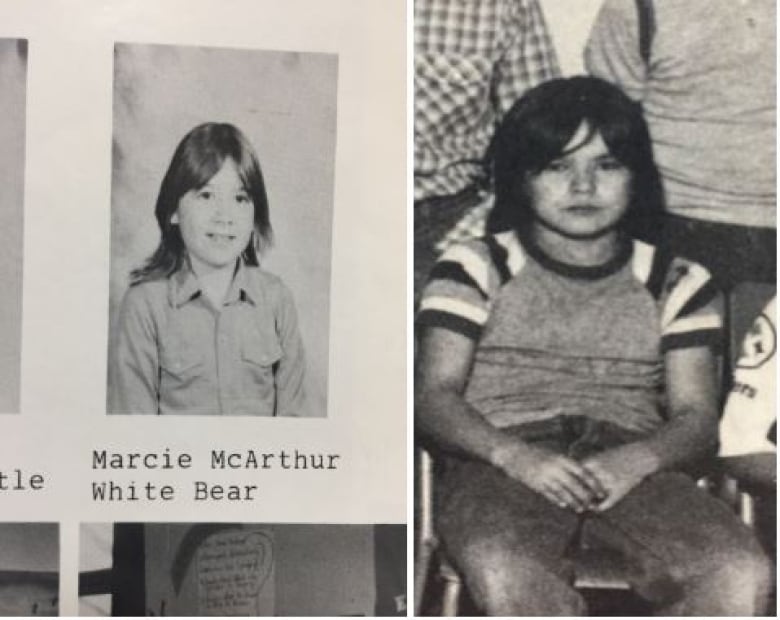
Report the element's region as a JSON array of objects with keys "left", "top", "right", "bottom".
[{"left": 737, "top": 312, "right": 776, "bottom": 369}]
